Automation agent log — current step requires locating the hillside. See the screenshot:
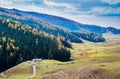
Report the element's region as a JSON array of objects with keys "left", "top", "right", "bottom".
[
  {"left": 0, "top": 35, "right": 120, "bottom": 79},
  {"left": 6, "top": 8, "right": 120, "bottom": 35},
  {"left": 0, "top": 17, "right": 71, "bottom": 72},
  {"left": 0, "top": 1, "right": 120, "bottom": 79},
  {"left": 0, "top": 7, "right": 105, "bottom": 43}
]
